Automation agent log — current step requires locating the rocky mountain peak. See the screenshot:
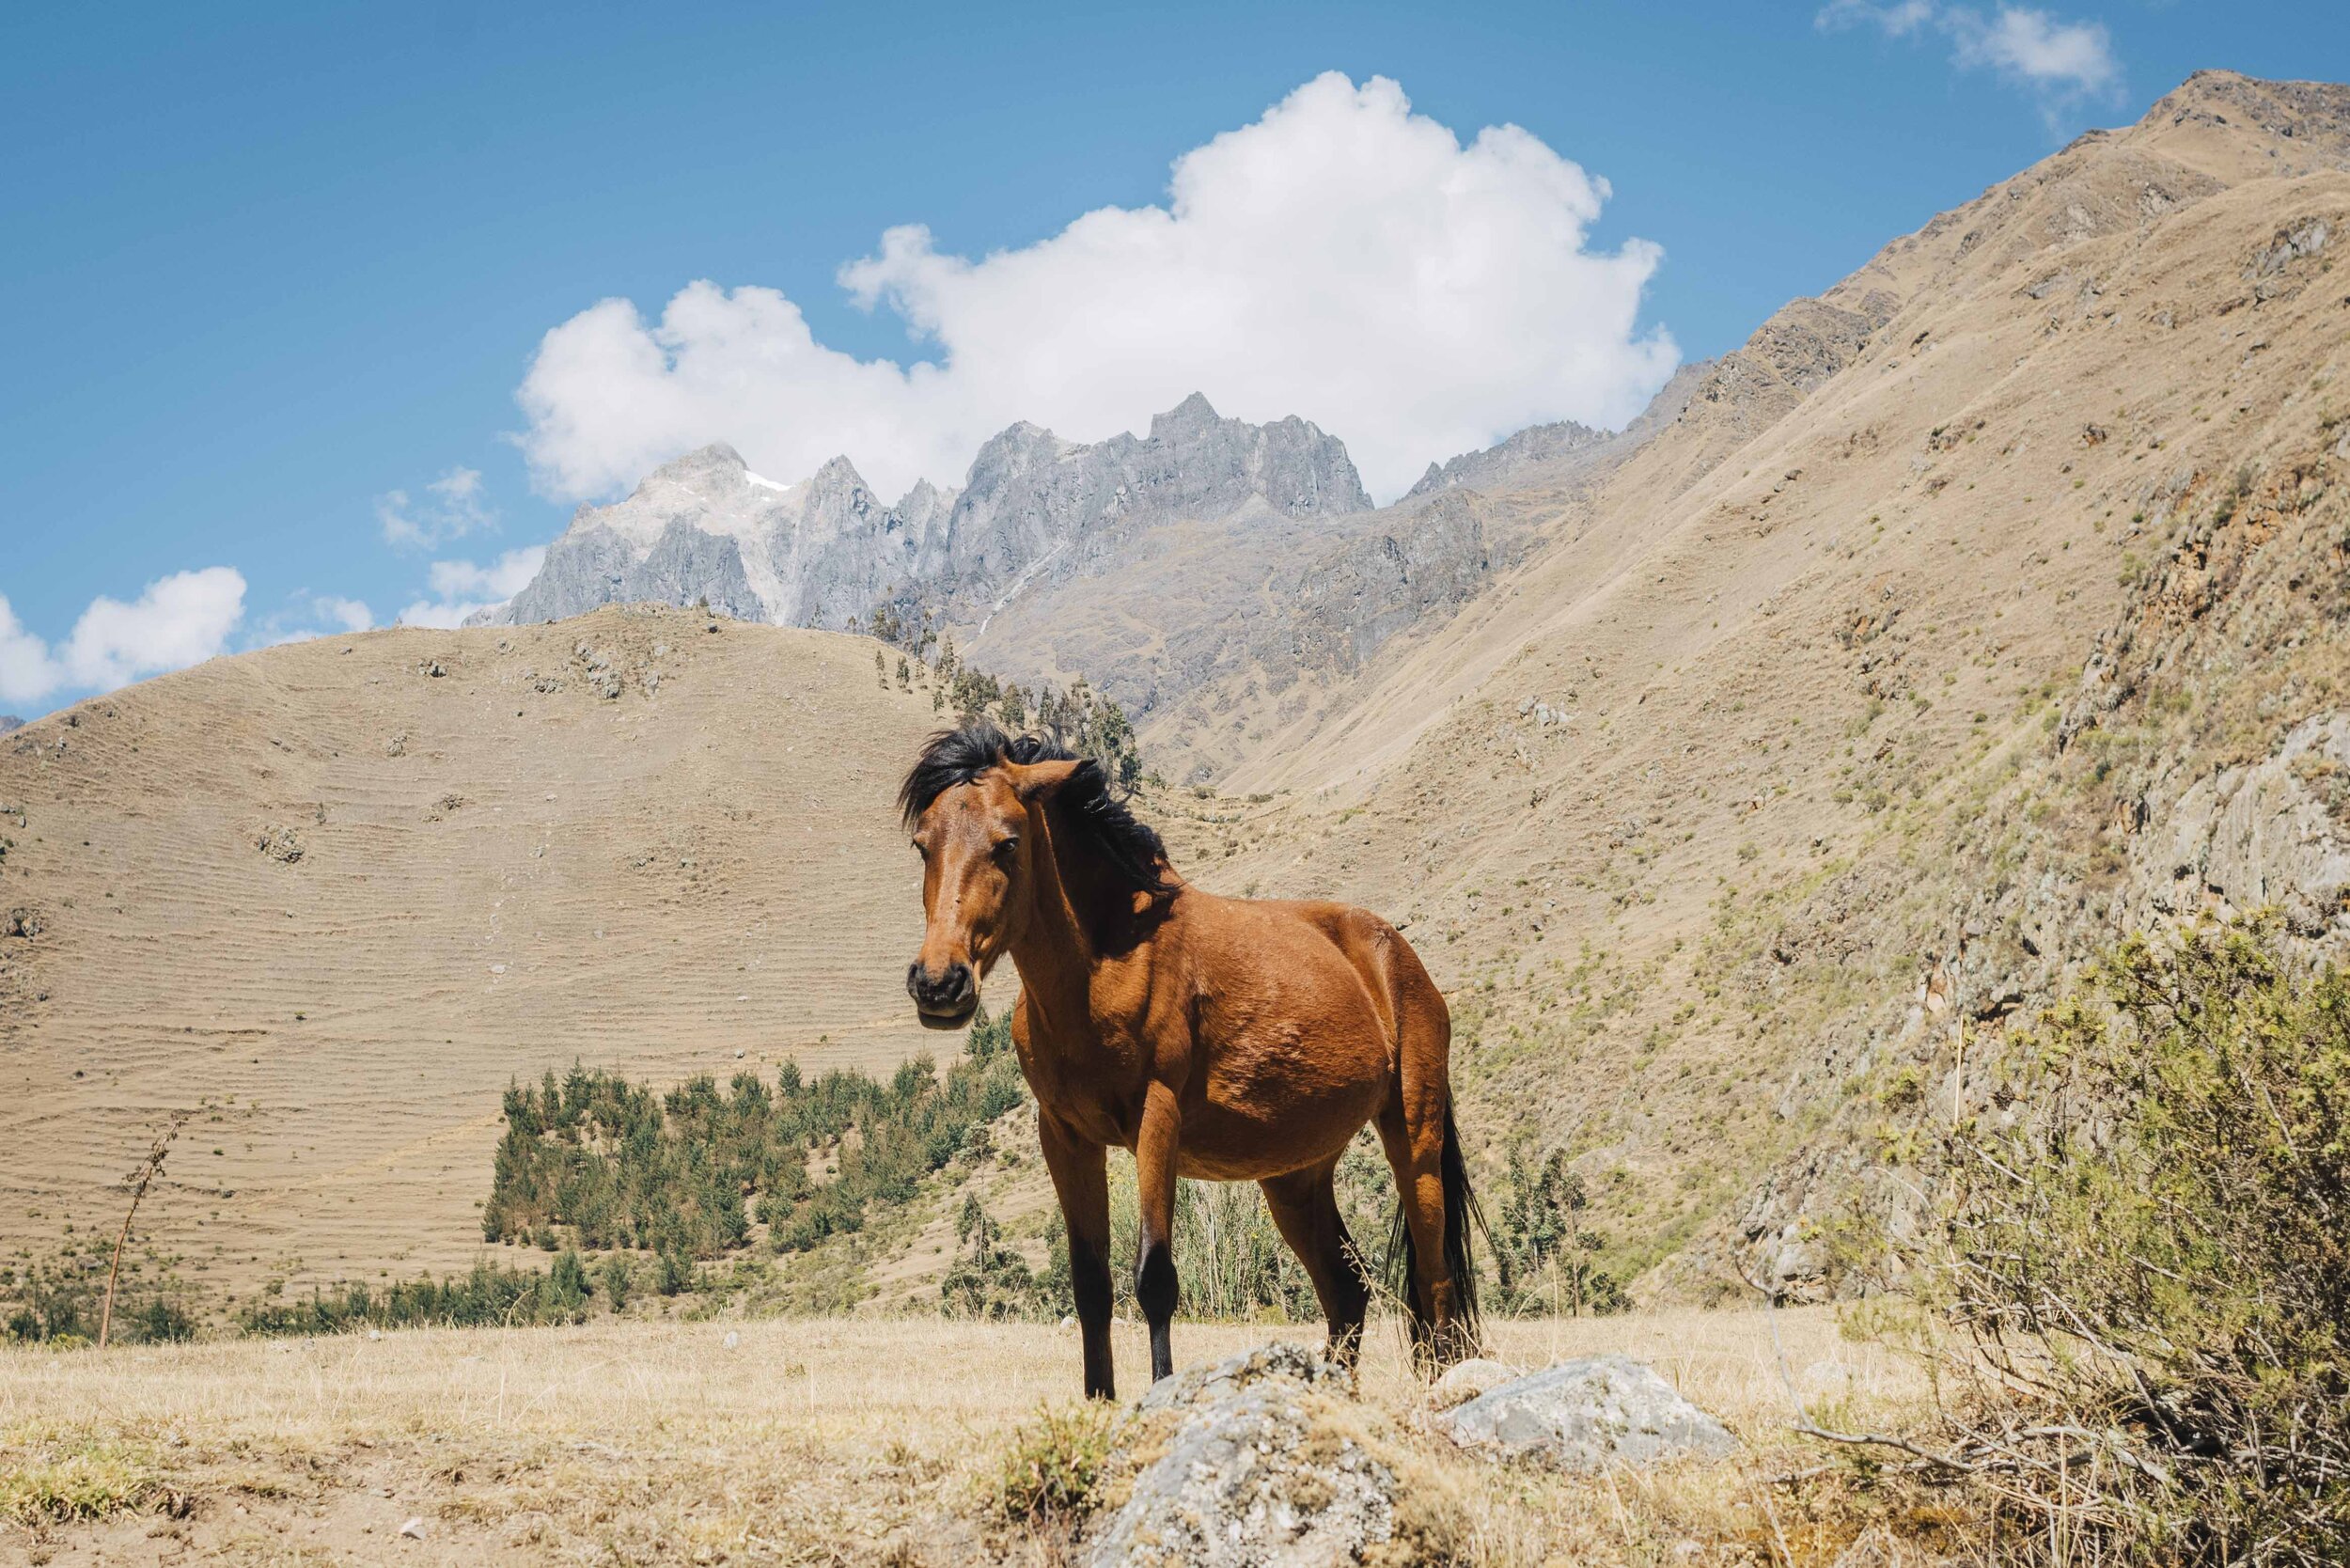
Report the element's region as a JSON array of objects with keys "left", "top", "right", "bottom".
[
  {"left": 0, "top": 714, "right": 22, "bottom": 736},
  {"left": 1406, "top": 419, "right": 1610, "bottom": 500},
  {"left": 2151, "top": 69, "right": 2350, "bottom": 144},
  {"left": 646, "top": 442, "right": 753, "bottom": 485},
  {"left": 1149, "top": 391, "right": 1223, "bottom": 441}
]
